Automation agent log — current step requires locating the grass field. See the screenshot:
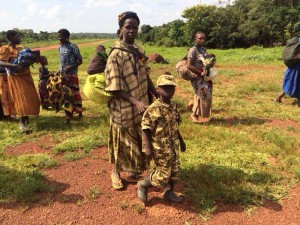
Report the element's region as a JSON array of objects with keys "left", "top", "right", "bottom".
[{"left": 1, "top": 39, "right": 299, "bottom": 218}]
